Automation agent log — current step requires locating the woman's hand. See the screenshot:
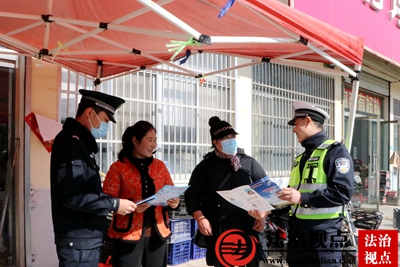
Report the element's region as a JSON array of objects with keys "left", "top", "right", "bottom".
[
  {"left": 198, "top": 217, "right": 213, "bottom": 236},
  {"left": 252, "top": 217, "right": 266, "bottom": 232},
  {"left": 167, "top": 197, "right": 180, "bottom": 209},
  {"left": 248, "top": 209, "right": 270, "bottom": 232},
  {"left": 248, "top": 209, "right": 270, "bottom": 220},
  {"left": 135, "top": 203, "right": 151, "bottom": 213}
]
